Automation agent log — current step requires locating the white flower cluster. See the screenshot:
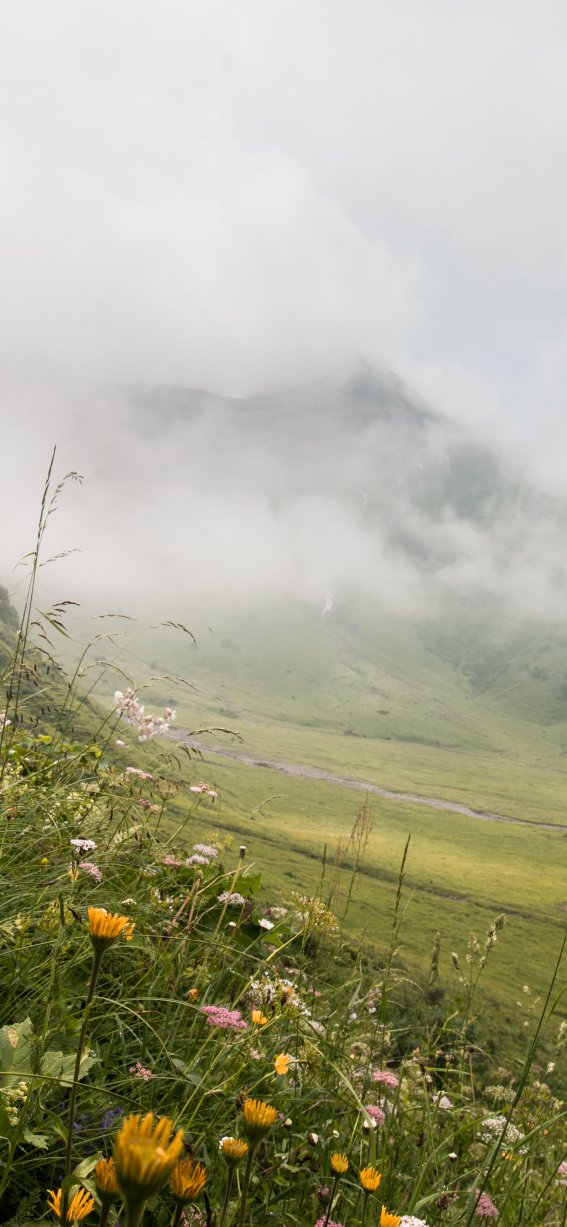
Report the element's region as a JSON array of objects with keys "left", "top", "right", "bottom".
[
  {"left": 479, "top": 1115, "right": 526, "bottom": 1151},
  {"left": 70, "top": 837, "right": 97, "bottom": 855},
  {"left": 217, "top": 891, "right": 246, "bottom": 906},
  {"left": 114, "top": 689, "right": 176, "bottom": 741},
  {"left": 0, "top": 711, "right": 11, "bottom": 731}
]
